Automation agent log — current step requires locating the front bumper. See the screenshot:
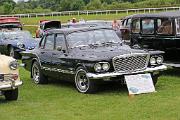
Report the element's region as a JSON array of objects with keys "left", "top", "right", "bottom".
[
  {"left": 0, "top": 80, "right": 22, "bottom": 90},
  {"left": 86, "top": 65, "right": 167, "bottom": 79}
]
